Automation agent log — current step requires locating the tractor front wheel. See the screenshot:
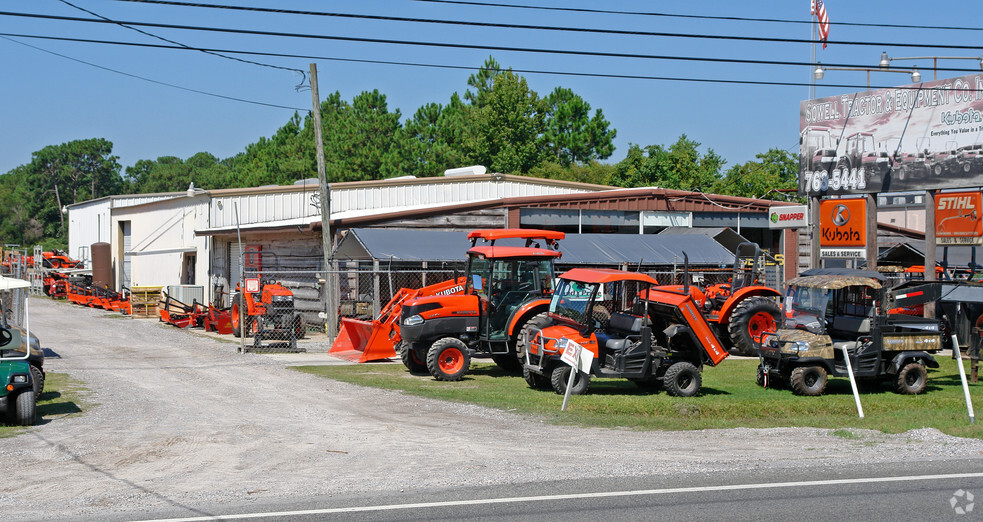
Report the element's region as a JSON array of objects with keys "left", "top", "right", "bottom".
[
  {"left": 727, "top": 297, "right": 780, "bottom": 356},
  {"left": 427, "top": 338, "right": 471, "bottom": 381},
  {"left": 663, "top": 362, "right": 702, "bottom": 397}
]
